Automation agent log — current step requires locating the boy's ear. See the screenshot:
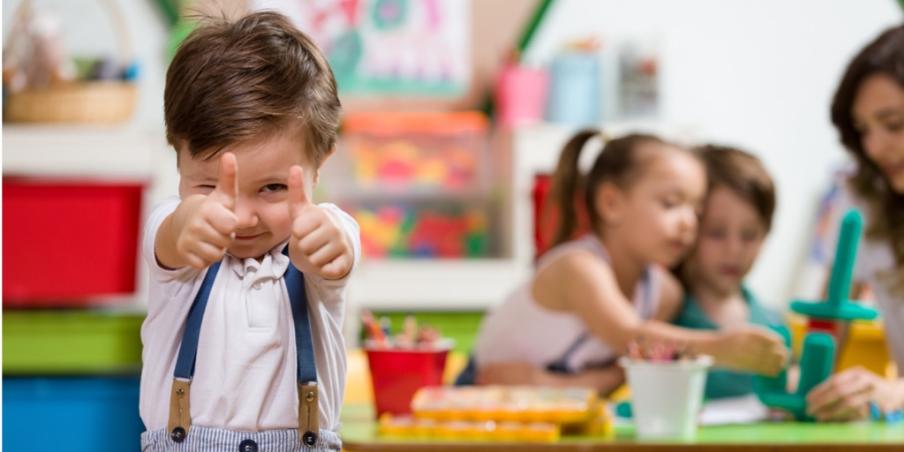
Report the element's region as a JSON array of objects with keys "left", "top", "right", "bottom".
[
  {"left": 173, "top": 138, "right": 191, "bottom": 171},
  {"left": 594, "top": 182, "right": 625, "bottom": 227},
  {"left": 311, "top": 146, "right": 336, "bottom": 187}
]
